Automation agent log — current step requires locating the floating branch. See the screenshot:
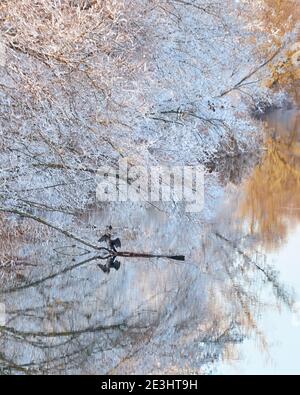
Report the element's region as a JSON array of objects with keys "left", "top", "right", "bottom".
[{"left": 97, "top": 234, "right": 185, "bottom": 273}]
